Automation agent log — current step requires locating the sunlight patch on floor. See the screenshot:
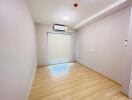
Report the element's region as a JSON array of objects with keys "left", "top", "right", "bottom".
[{"left": 48, "top": 63, "right": 70, "bottom": 76}]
